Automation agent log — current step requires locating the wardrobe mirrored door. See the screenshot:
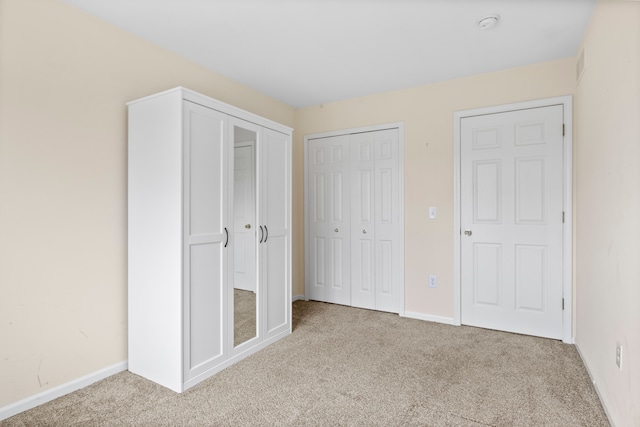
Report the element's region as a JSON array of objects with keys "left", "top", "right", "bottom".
[{"left": 231, "top": 122, "right": 259, "bottom": 348}]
